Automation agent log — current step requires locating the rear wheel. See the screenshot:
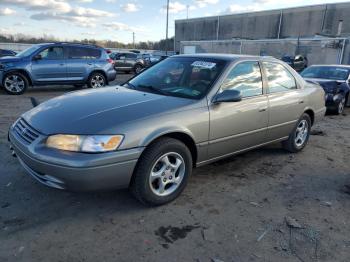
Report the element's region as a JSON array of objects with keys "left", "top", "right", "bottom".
[
  {"left": 134, "top": 64, "right": 144, "bottom": 74},
  {"left": 3, "top": 72, "right": 28, "bottom": 95},
  {"left": 130, "top": 138, "right": 192, "bottom": 206},
  {"left": 87, "top": 72, "right": 106, "bottom": 88},
  {"left": 282, "top": 113, "right": 311, "bottom": 153}
]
